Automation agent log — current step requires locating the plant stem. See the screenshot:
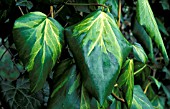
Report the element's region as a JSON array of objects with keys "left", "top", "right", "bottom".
[
  {"left": 144, "top": 82, "right": 152, "bottom": 94},
  {"left": 134, "top": 64, "right": 147, "bottom": 75},
  {"left": 64, "top": 2, "right": 108, "bottom": 8},
  {"left": 111, "top": 92, "right": 125, "bottom": 103},
  {"left": 117, "top": 0, "right": 121, "bottom": 28},
  {"left": 50, "top": 6, "right": 54, "bottom": 18},
  {"left": 15, "top": 0, "right": 24, "bottom": 15}
]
